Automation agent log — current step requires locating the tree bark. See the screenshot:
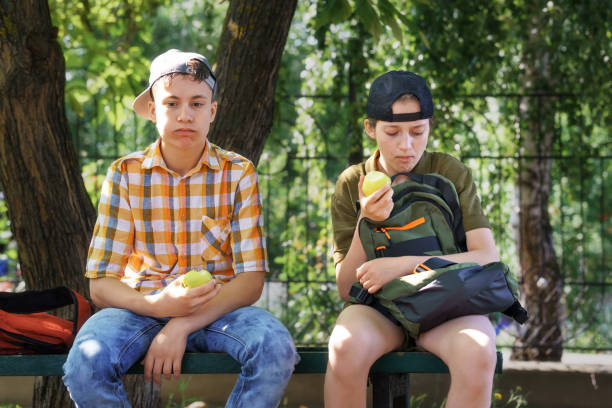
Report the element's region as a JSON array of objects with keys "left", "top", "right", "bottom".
[
  {"left": 512, "top": 94, "right": 564, "bottom": 361},
  {"left": 209, "top": 0, "right": 298, "bottom": 165},
  {"left": 0, "top": 1, "right": 159, "bottom": 406},
  {"left": 511, "top": 1, "right": 563, "bottom": 361},
  {"left": 0, "top": 0, "right": 95, "bottom": 295}
]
